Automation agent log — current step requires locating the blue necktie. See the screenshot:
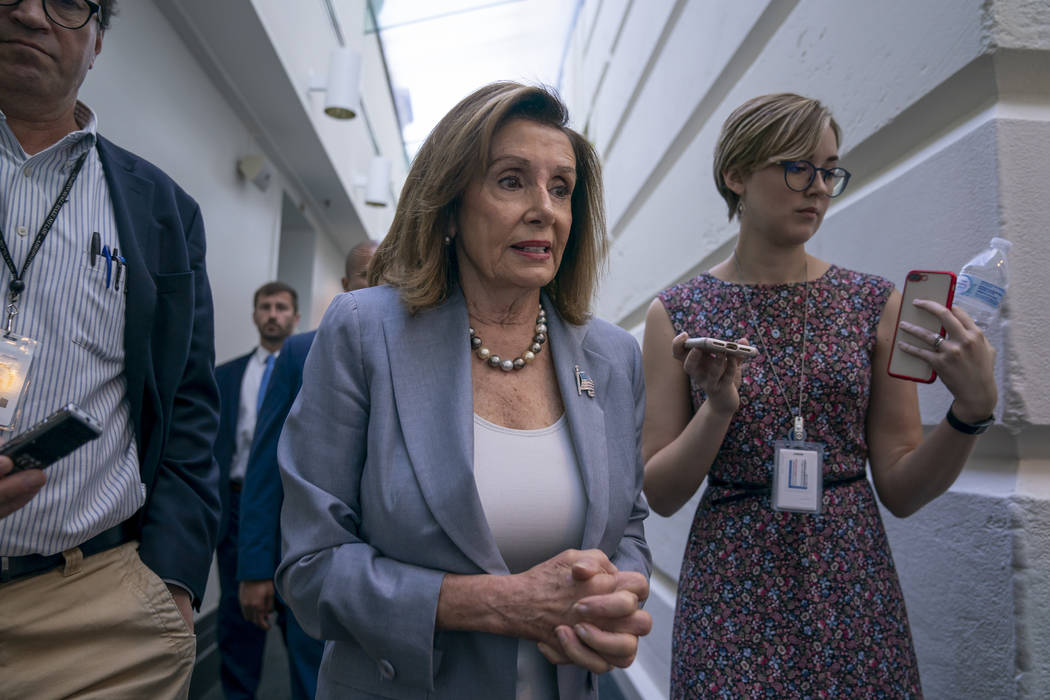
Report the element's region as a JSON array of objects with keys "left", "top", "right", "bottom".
[{"left": 256, "top": 354, "right": 275, "bottom": 413}]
